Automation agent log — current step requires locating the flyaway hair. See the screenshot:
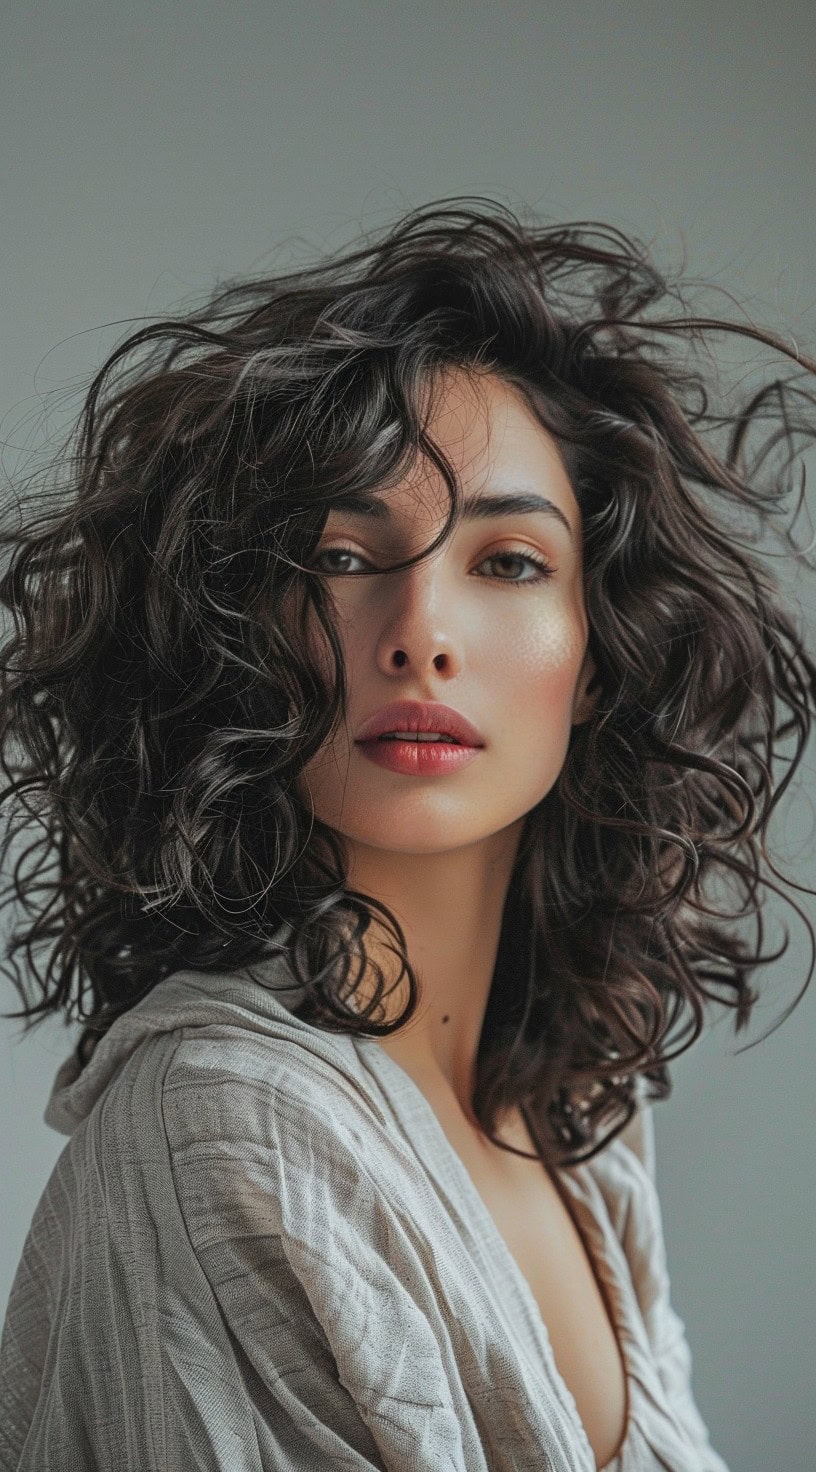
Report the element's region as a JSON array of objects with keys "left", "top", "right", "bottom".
[{"left": 2, "top": 196, "right": 816, "bottom": 1167}]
